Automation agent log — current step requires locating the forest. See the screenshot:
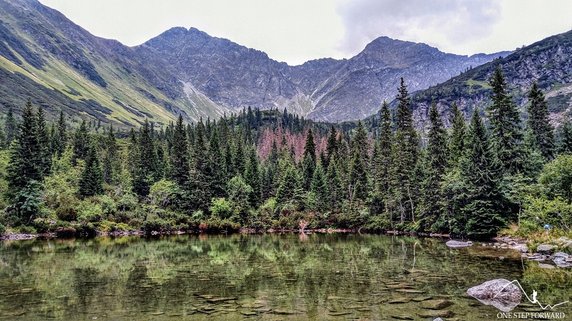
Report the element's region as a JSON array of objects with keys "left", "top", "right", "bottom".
[{"left": 0, "top": 67, "right": 571, "bottom": 240}]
